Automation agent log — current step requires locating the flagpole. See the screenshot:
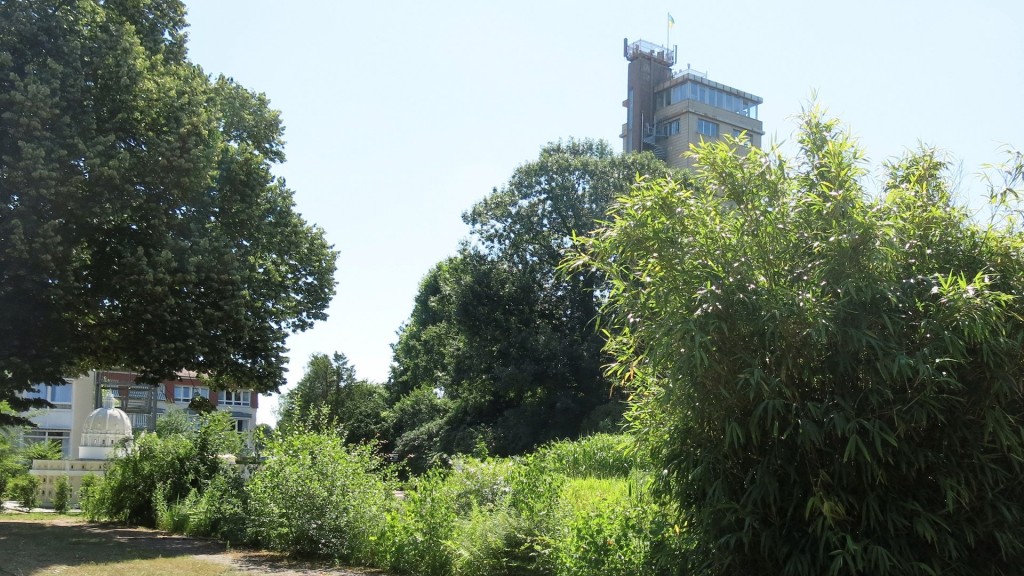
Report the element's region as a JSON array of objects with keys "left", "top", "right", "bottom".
[{"left": 666, "top": 13, "right": 674, "bottom": 56}]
